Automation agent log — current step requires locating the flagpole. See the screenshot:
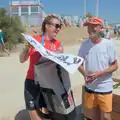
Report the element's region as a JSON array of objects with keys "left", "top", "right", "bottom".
[
  {"left": 9, "top": 0, "right": 12, "bottom": 18},
  {"left": 96, "top": 0, "right": 99, "bottom": 17},
  {"left": 84, "top": 0, "right": 86, "bottom": 17}
]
